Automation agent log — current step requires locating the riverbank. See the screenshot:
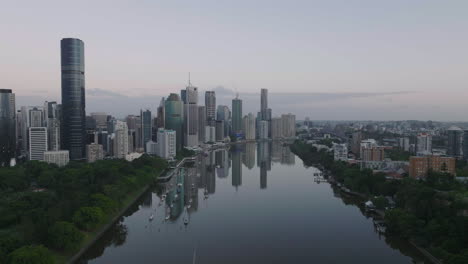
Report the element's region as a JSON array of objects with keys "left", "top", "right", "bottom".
[
  {"left": 66, "top": 184, "right": 154, "bottom": 264},
  {"left": 290, "top": 140, "right": 454, "bottom": 264}
]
